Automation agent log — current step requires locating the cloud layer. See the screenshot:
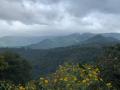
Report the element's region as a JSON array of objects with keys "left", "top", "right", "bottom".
[{"left": 0, "top": 0, "right": 120, "bottom": 36}]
